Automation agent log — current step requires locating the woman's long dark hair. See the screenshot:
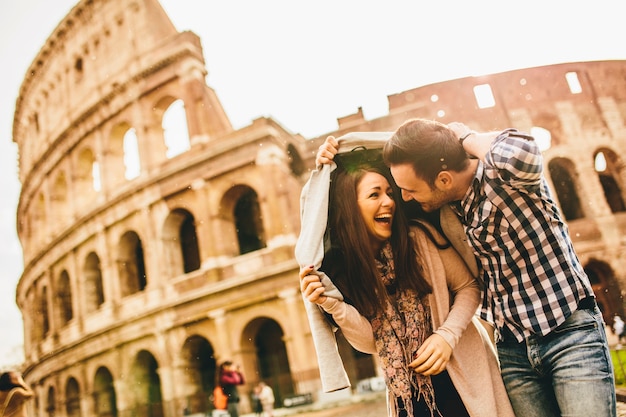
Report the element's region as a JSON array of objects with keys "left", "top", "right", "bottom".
[{"left": 321, "top": 150, "right": 431, "bottom": 318}]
